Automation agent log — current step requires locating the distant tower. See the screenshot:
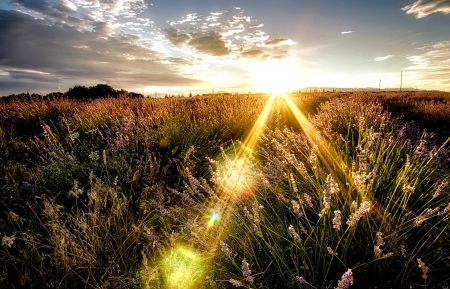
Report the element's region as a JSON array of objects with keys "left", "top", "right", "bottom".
[{"left": 400, "top": 71, "right": 403, "bottom": 92}]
